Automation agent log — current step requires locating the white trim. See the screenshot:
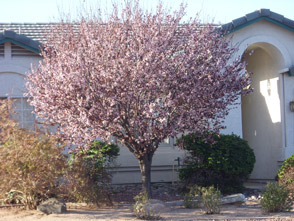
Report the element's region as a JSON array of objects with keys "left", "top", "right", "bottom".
[
  {"left": 0, "top": 65, "right": 29, "bottom": 76},
  {"left": 279, "top": 68, "right": 290, "bottom": 74}
]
